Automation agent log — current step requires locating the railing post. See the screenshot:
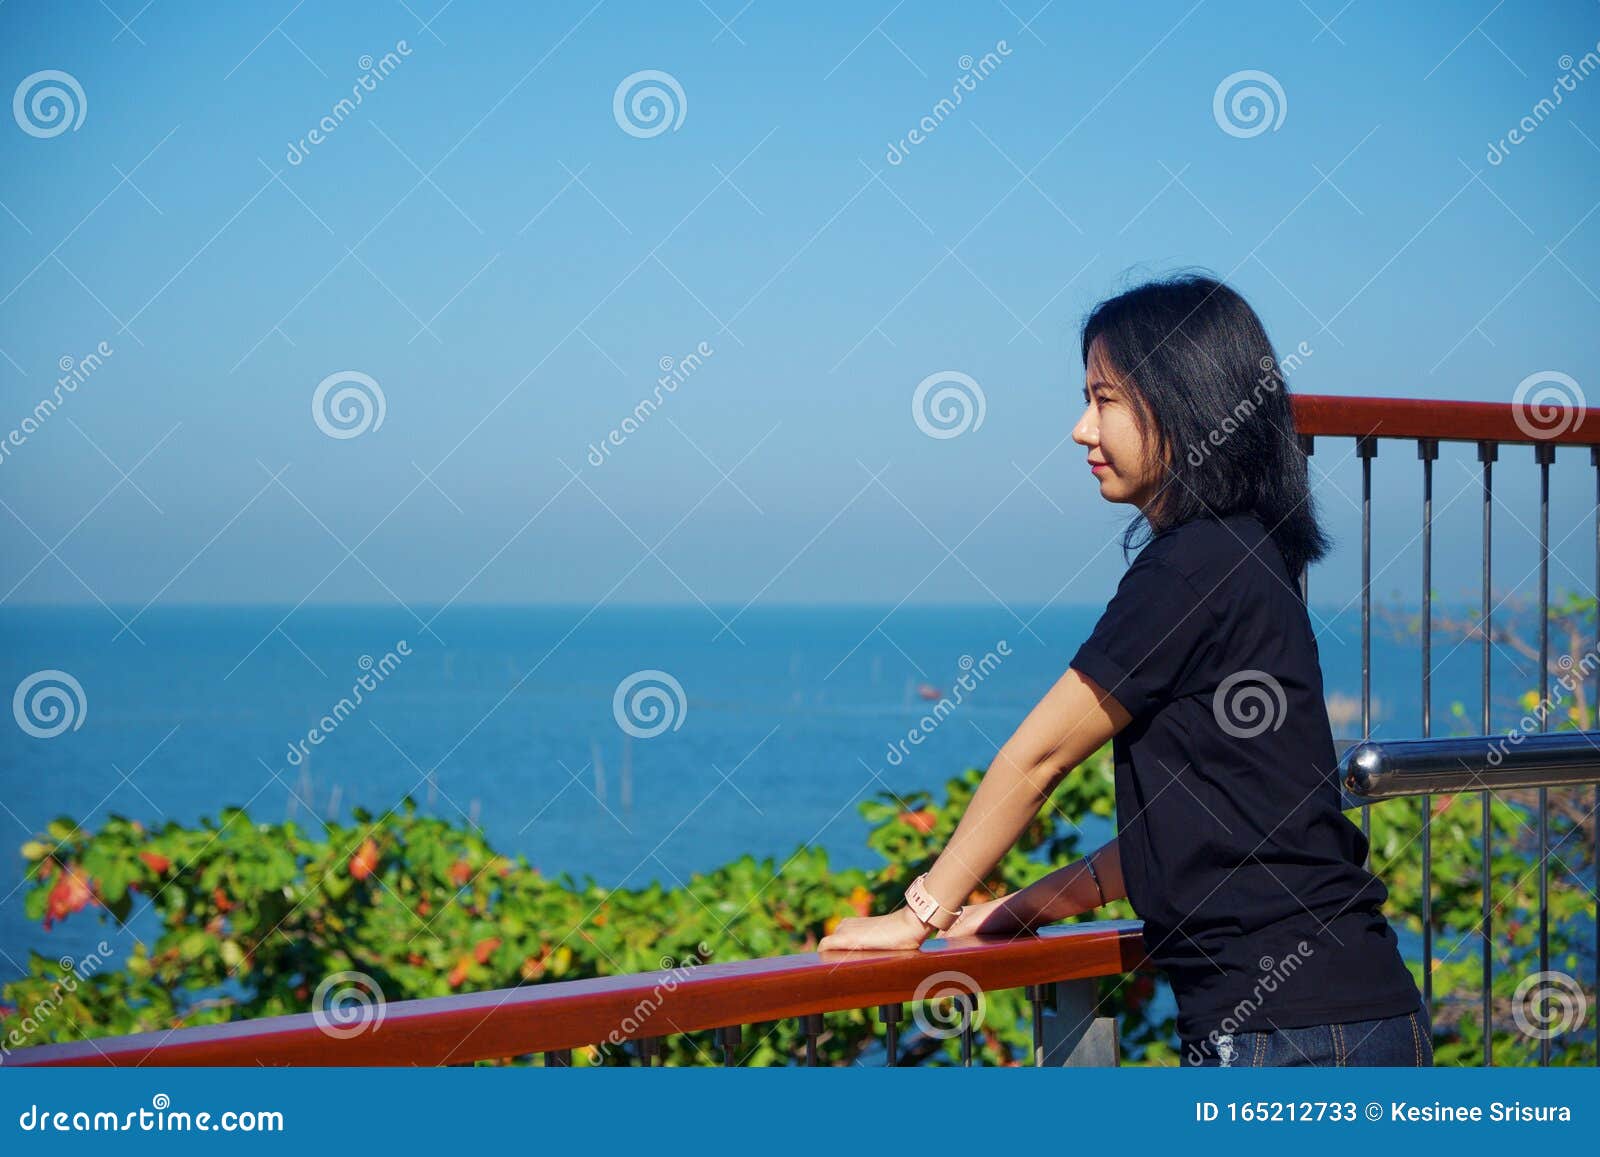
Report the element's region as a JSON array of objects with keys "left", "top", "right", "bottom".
[{"left": 1037, "top": 978, "right": 1119, "bottom": 1066}]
